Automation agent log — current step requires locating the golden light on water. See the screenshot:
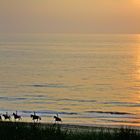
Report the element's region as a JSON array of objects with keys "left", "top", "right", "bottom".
[
  {"left": 1, "top": 34, "right": 140, "bottom": 126},
  {"left": 134, "top": 35, "right": 140, "bottom": 80},
  {"left": 132, "top": 35, "right": 140, "bottom": 110}
]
